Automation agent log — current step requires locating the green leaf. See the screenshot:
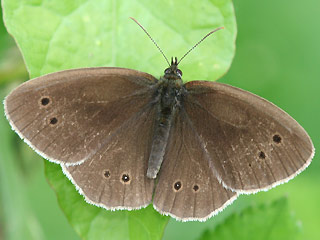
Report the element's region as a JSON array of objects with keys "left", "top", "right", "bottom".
[
  {"left": 198, "top": 198, "right": 301, "bottom": 240},
  {"left": 0, "top": 7, "right": 28, "bottom": 86},
  {"left": 2, "top": 0, "right": 236, "bottom": 239},
  {"left": 0, "top": 90, "right": 37, "bottom": 240},
  {"left": 2, "top": 0, "right": 236, "bottom": 81}
]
